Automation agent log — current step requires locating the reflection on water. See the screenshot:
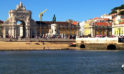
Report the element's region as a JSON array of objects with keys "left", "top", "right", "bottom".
[{"left": 0, "top": 50, "right": 124, "bottom": 74}]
